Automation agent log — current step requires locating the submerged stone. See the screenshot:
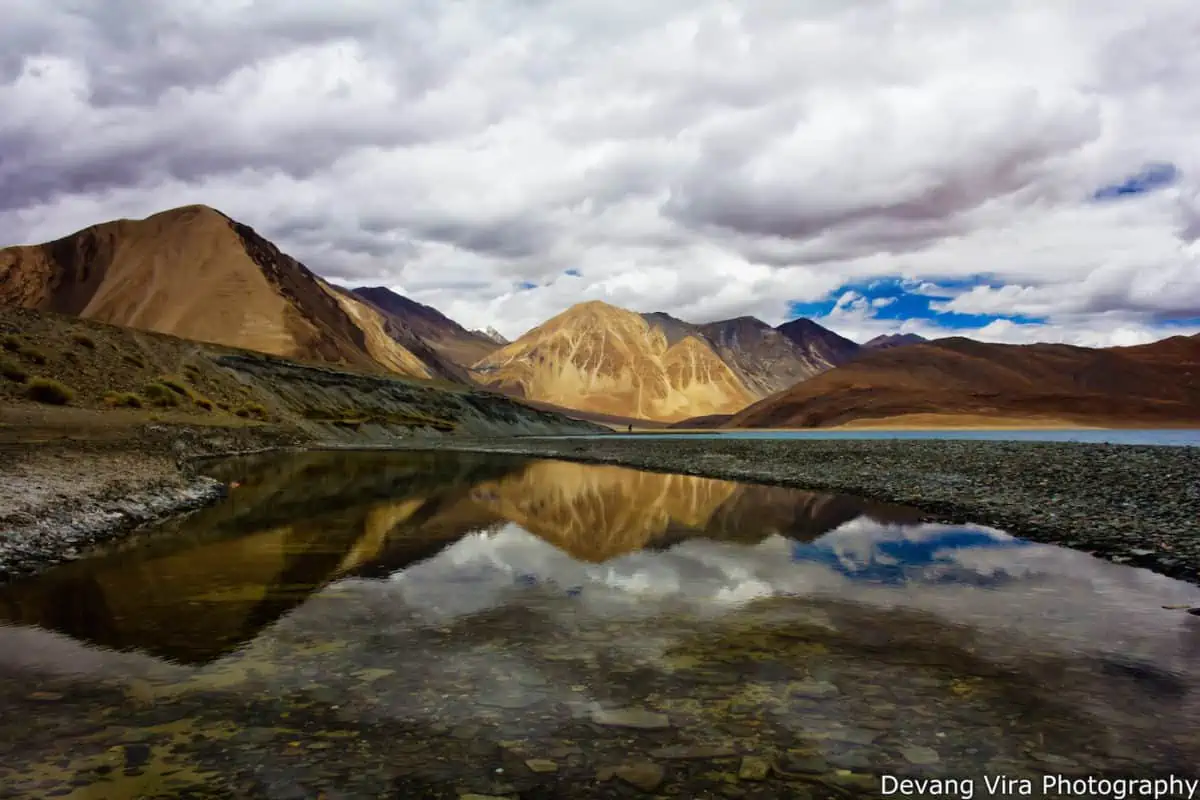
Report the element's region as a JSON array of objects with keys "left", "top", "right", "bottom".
[
  {"left": 477, "top": 690, "right": 544, "bottom": 710},
  {"left": 649, "top": 745, "right": 737, "bottom": 760},
  {"left": 738, "top": 756, "right": 770, "bottom": 781},
  {"left": 790, "top": 681, "right": 840, "bottom": 699},
  {"left": 122, "top": 744, "right": 151, "bottom": 769},
  {"left": 779, "top": 753, "right": 829, "bottom": 774},
  {"left": 614, "top": 762, "right": 665, "bottom": 792},
  {"left": 827, "top": 772, "right": 878, "bottom": 791},
  {"left": 525, "top": 759, "right": 557, "bottom": 774},
  {"left": 590, "top": 708, "right": 671, "bottom": 729},
  {"left": 1029, "top": 752, "right": 1082, "bottom": 771},
  {"left": 828, "top": 728, "right": 881, "bottom": 745},
  {"left": 901, "top": 746, "right": 941, "bottom": 765},
  {"left": 828, "top": 750, "right": 872, "bottom": 770}
]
